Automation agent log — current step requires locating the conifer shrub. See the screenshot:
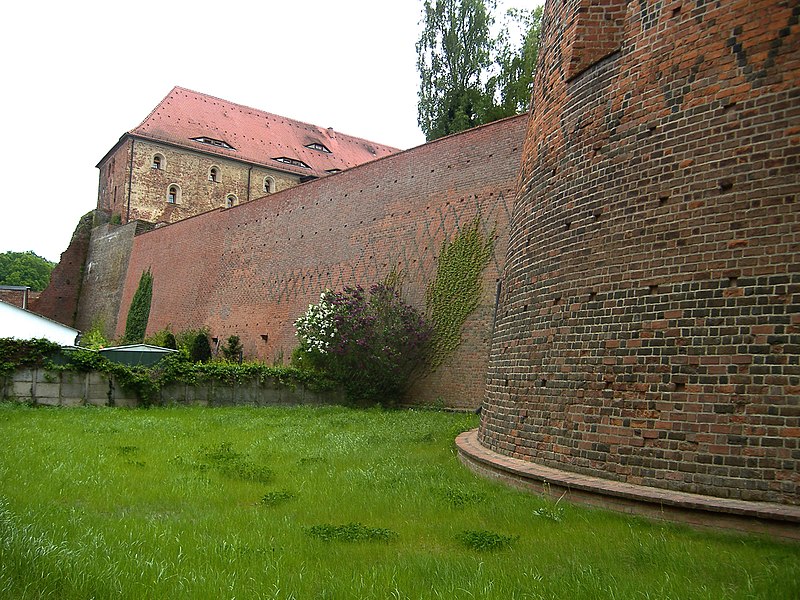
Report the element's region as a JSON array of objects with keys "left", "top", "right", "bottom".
[
  {"left": 123, "top": 270, "right": 153, "bottom": 344},
  {"left": 190, "top": 332, "right": 212, "bottom": 363},
  {"left": 145, "top": 327, "right": 178, "bottom": 350},
  {"left": 221, "top": 335, "right": 243, "bottom": 362},
  {"left": 174, "top": 328, "right": 210, "bottom": 353},
  {"left": 164, "top": 332, "right": 177, "bottom": 350}
]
